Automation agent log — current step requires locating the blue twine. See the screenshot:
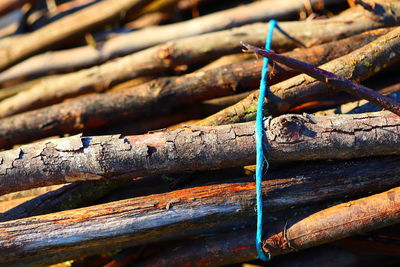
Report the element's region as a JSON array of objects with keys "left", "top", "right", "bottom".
[{"left": 255, "top": 19, "right": 277, "bottom": 261}]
